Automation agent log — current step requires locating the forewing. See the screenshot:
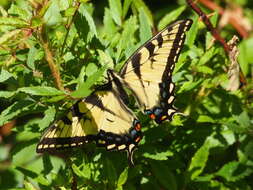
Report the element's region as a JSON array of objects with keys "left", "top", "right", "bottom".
[{"left": 120, "top": 19, "right": 192, "bottom": 123}]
